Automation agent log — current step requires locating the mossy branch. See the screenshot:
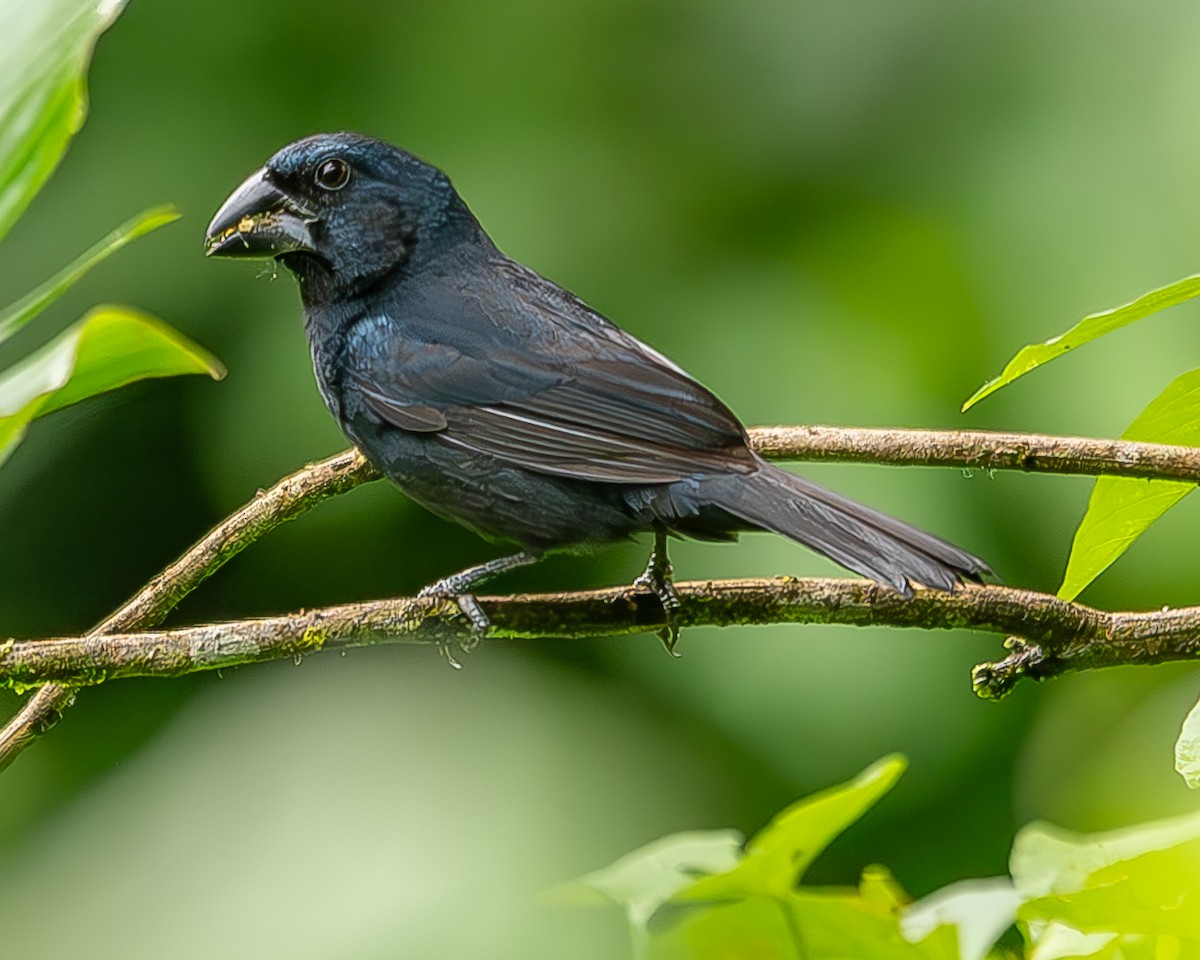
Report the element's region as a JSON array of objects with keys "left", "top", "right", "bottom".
[
  {"left": 752, "top": 425, "right": 1200, "bottom": 481},
  {"left": 3, "top": 579, "right": 1198, "bottom": 700},
  {"left": 0, "top": 448, "right": 376, "bottom": 772},
  {"left": 3, "top": 423, "right": 1197, "bottom": 771}
]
